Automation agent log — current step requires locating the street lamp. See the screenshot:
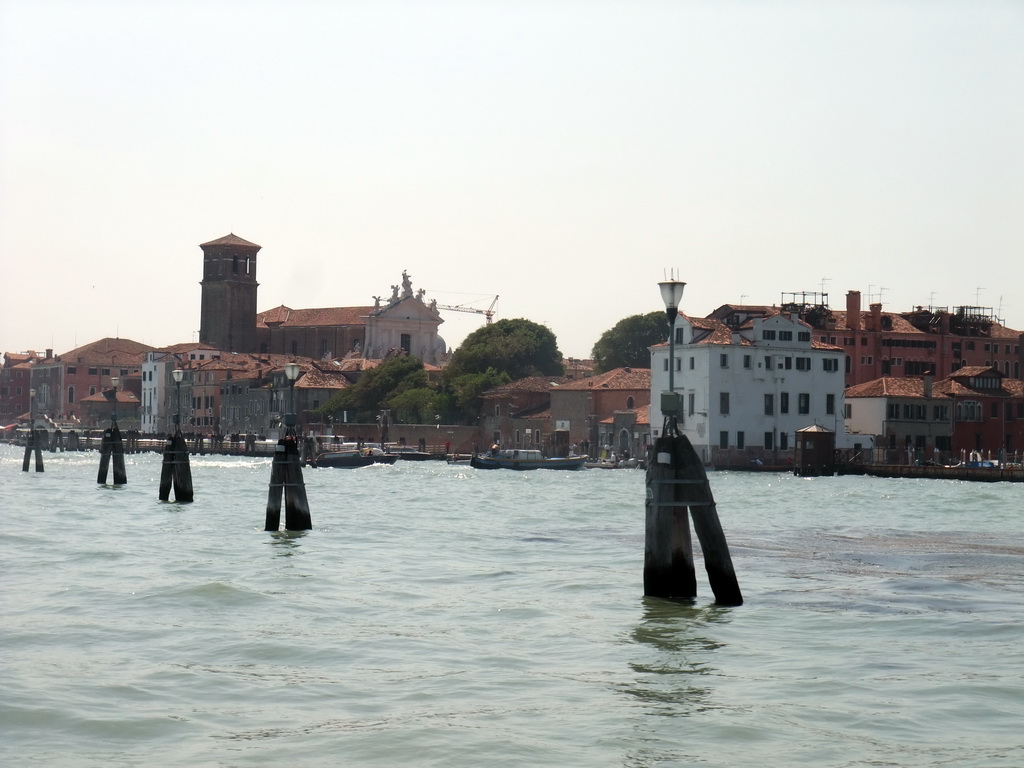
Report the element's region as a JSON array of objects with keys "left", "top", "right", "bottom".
[
  {"left": 658, "top": 279, "right": 686, "bottom": 436},
  {"left": 110, "top": 376, "right": 120, "bottom": 423},
  {"left": 284, "top": 362, "right": 301, "bottom": 434},
  {"left": 29, "top": 388, "right": 36, "bottom": 429},
  {"left": 172, "top": 369, "right": 184, "bottom": 431}
]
